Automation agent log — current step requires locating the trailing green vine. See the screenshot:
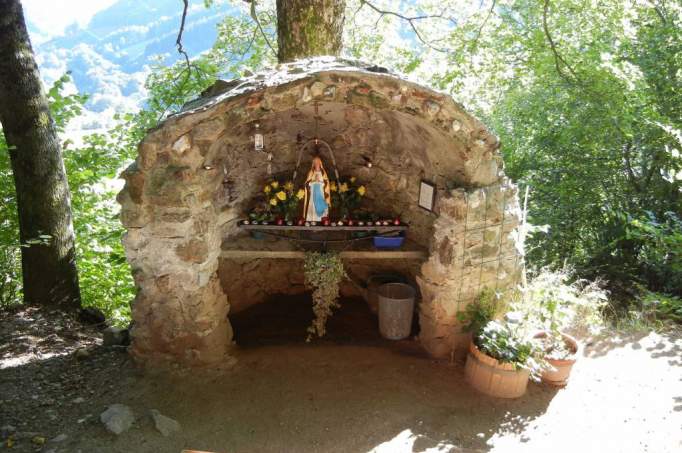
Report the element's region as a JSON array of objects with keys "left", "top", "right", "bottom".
[{"left": 303, "top": 251, "right": 346, "bottom": 341}]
